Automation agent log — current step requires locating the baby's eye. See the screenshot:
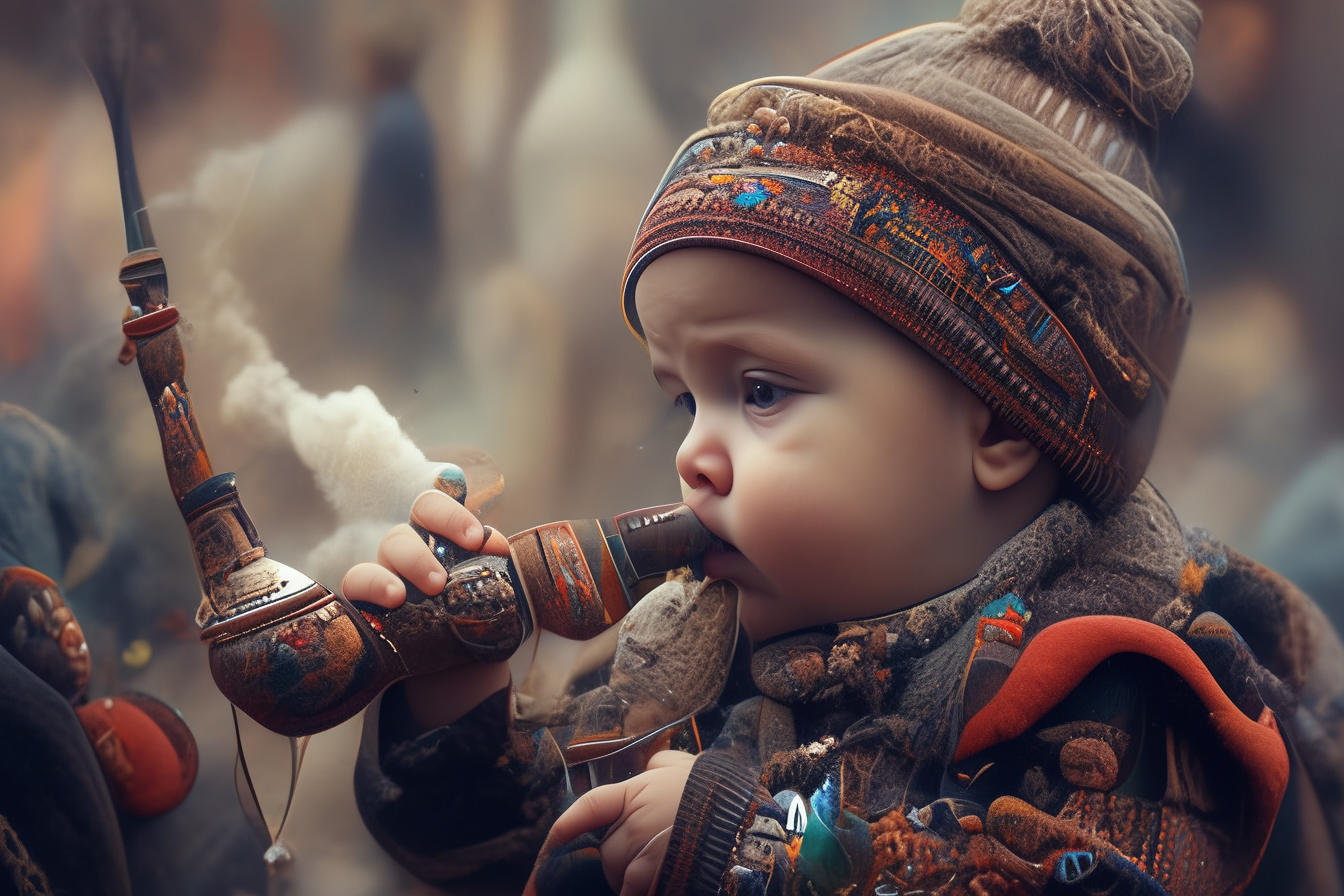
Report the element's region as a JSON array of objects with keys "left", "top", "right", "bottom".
[
  {"left": 746, "top": 381, "right": 795, "bottom": 410},
  {"left": 673, "top": 392, "right": 697, "bottom": 416}
]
